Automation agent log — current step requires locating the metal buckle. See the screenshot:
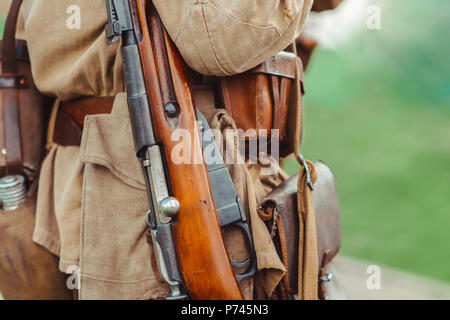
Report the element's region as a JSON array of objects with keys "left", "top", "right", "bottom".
[
  {"left": 319, "top": 272, "right": 333, "bottom": 282},
  {"left": 298, "top": 153, "right": 314, "bottom": 191}
]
